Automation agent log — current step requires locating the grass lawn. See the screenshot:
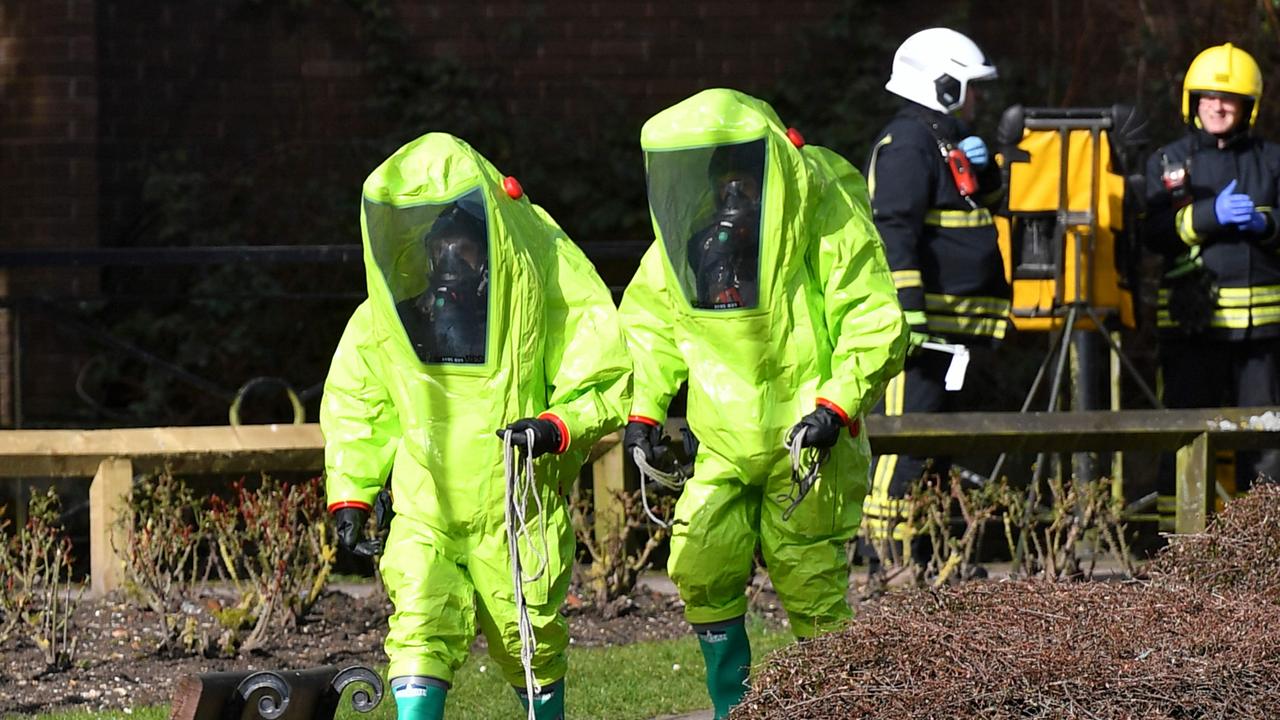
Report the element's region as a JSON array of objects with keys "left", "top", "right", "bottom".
[{"left": 6, "top": 617, "right": 789, "bottom": 720}]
